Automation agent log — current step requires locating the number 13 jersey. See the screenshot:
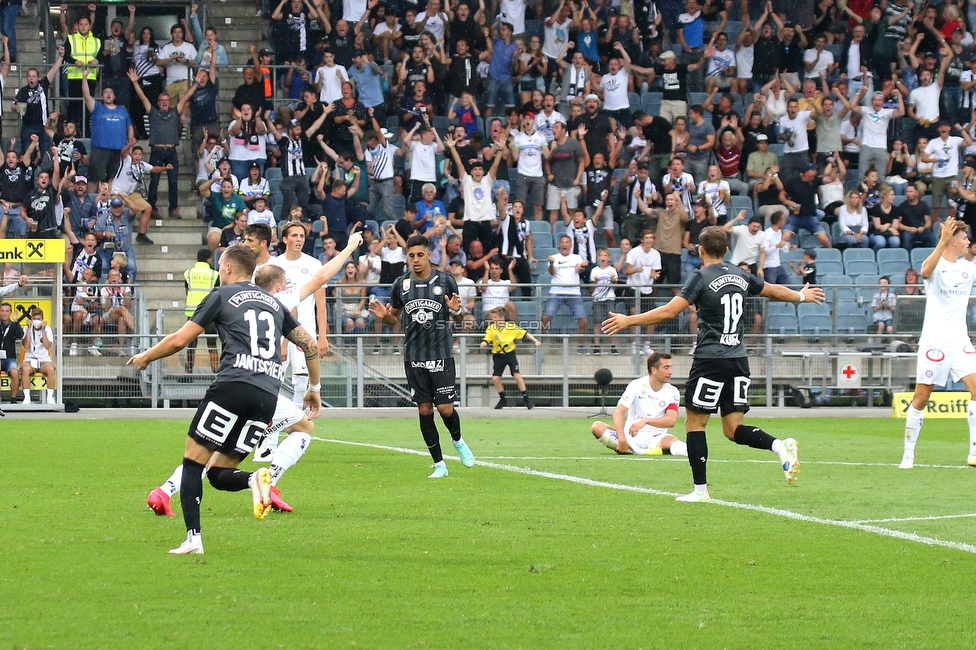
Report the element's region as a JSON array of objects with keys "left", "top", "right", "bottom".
[
  {"left": 679, "top": 263, "right": 765, "bottom": 359},
  {"left": 190, "top": 282, "right": 301, "bottom": 394}
]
